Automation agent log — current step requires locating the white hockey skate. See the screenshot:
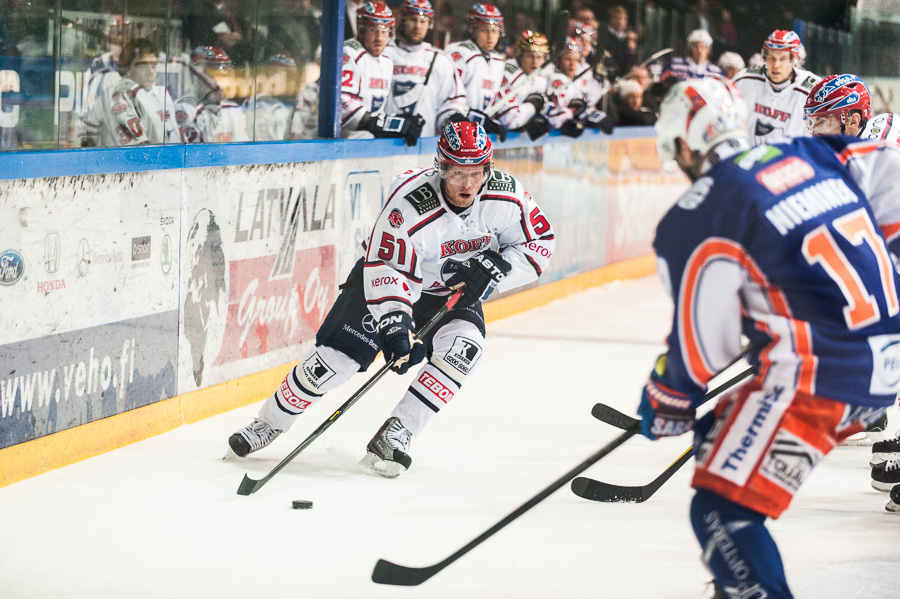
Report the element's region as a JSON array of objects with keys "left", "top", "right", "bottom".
[
  {"left": 359, "top": 417, "right": 413, "bottom": 479},
  {"left": 227, "top": 418, "right": 282, "bottom": 458}
]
